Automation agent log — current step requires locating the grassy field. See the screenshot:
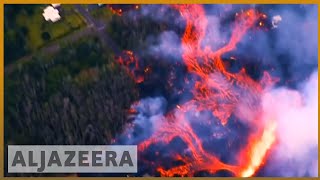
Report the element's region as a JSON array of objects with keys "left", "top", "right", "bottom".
[{"left": 14, "top": 5, "right": 86, "bottom": 51}]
